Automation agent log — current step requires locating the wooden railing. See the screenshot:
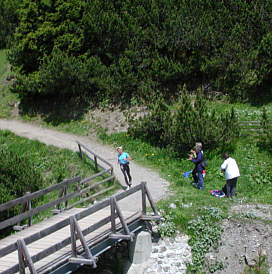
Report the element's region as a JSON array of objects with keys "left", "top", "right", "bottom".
[
  {"left": 239, "top": 120, "right": 272, "bottom": 137},
  {"left": 0, "top": 177, "right": 81, "bottom": 231},
  {"left": 76, "top": 140, "right": 113, "bottom": 175},
  {"left": 0, "top": 142, "right": 116, "bottom": 232},
  {"left": 0, "top": 182, "right": 160, "bottom": 274}
]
